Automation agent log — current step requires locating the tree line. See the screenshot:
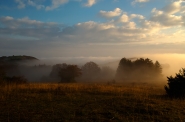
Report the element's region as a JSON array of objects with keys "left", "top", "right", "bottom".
[
  {"left": 46, "top": 58, "right": 163, "bottom": 83},
  {"left": 0, "top": 57, "right": 164, "bottom": 84},
  {"left": 48, "top": 61, "right": 115, "bottom": 83},
  {"left": 115, "top": 58, "right": 162, "bottom": 81}
]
